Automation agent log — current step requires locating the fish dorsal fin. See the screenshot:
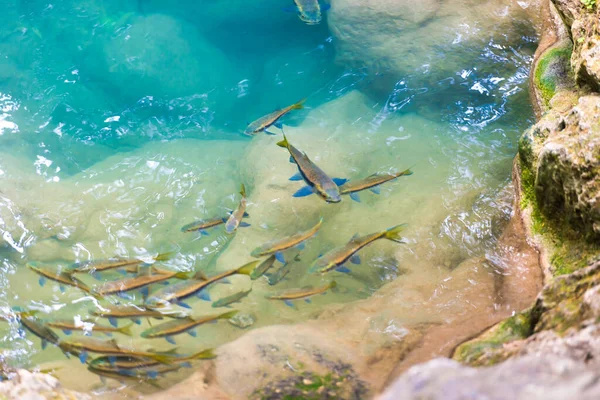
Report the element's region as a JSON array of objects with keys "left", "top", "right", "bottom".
[
  {"left": 349, "top": 233, "right": 360, "bottom": 242},
  {"left": 193, "top": 271, "right": 209, "bottom": 281}
]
